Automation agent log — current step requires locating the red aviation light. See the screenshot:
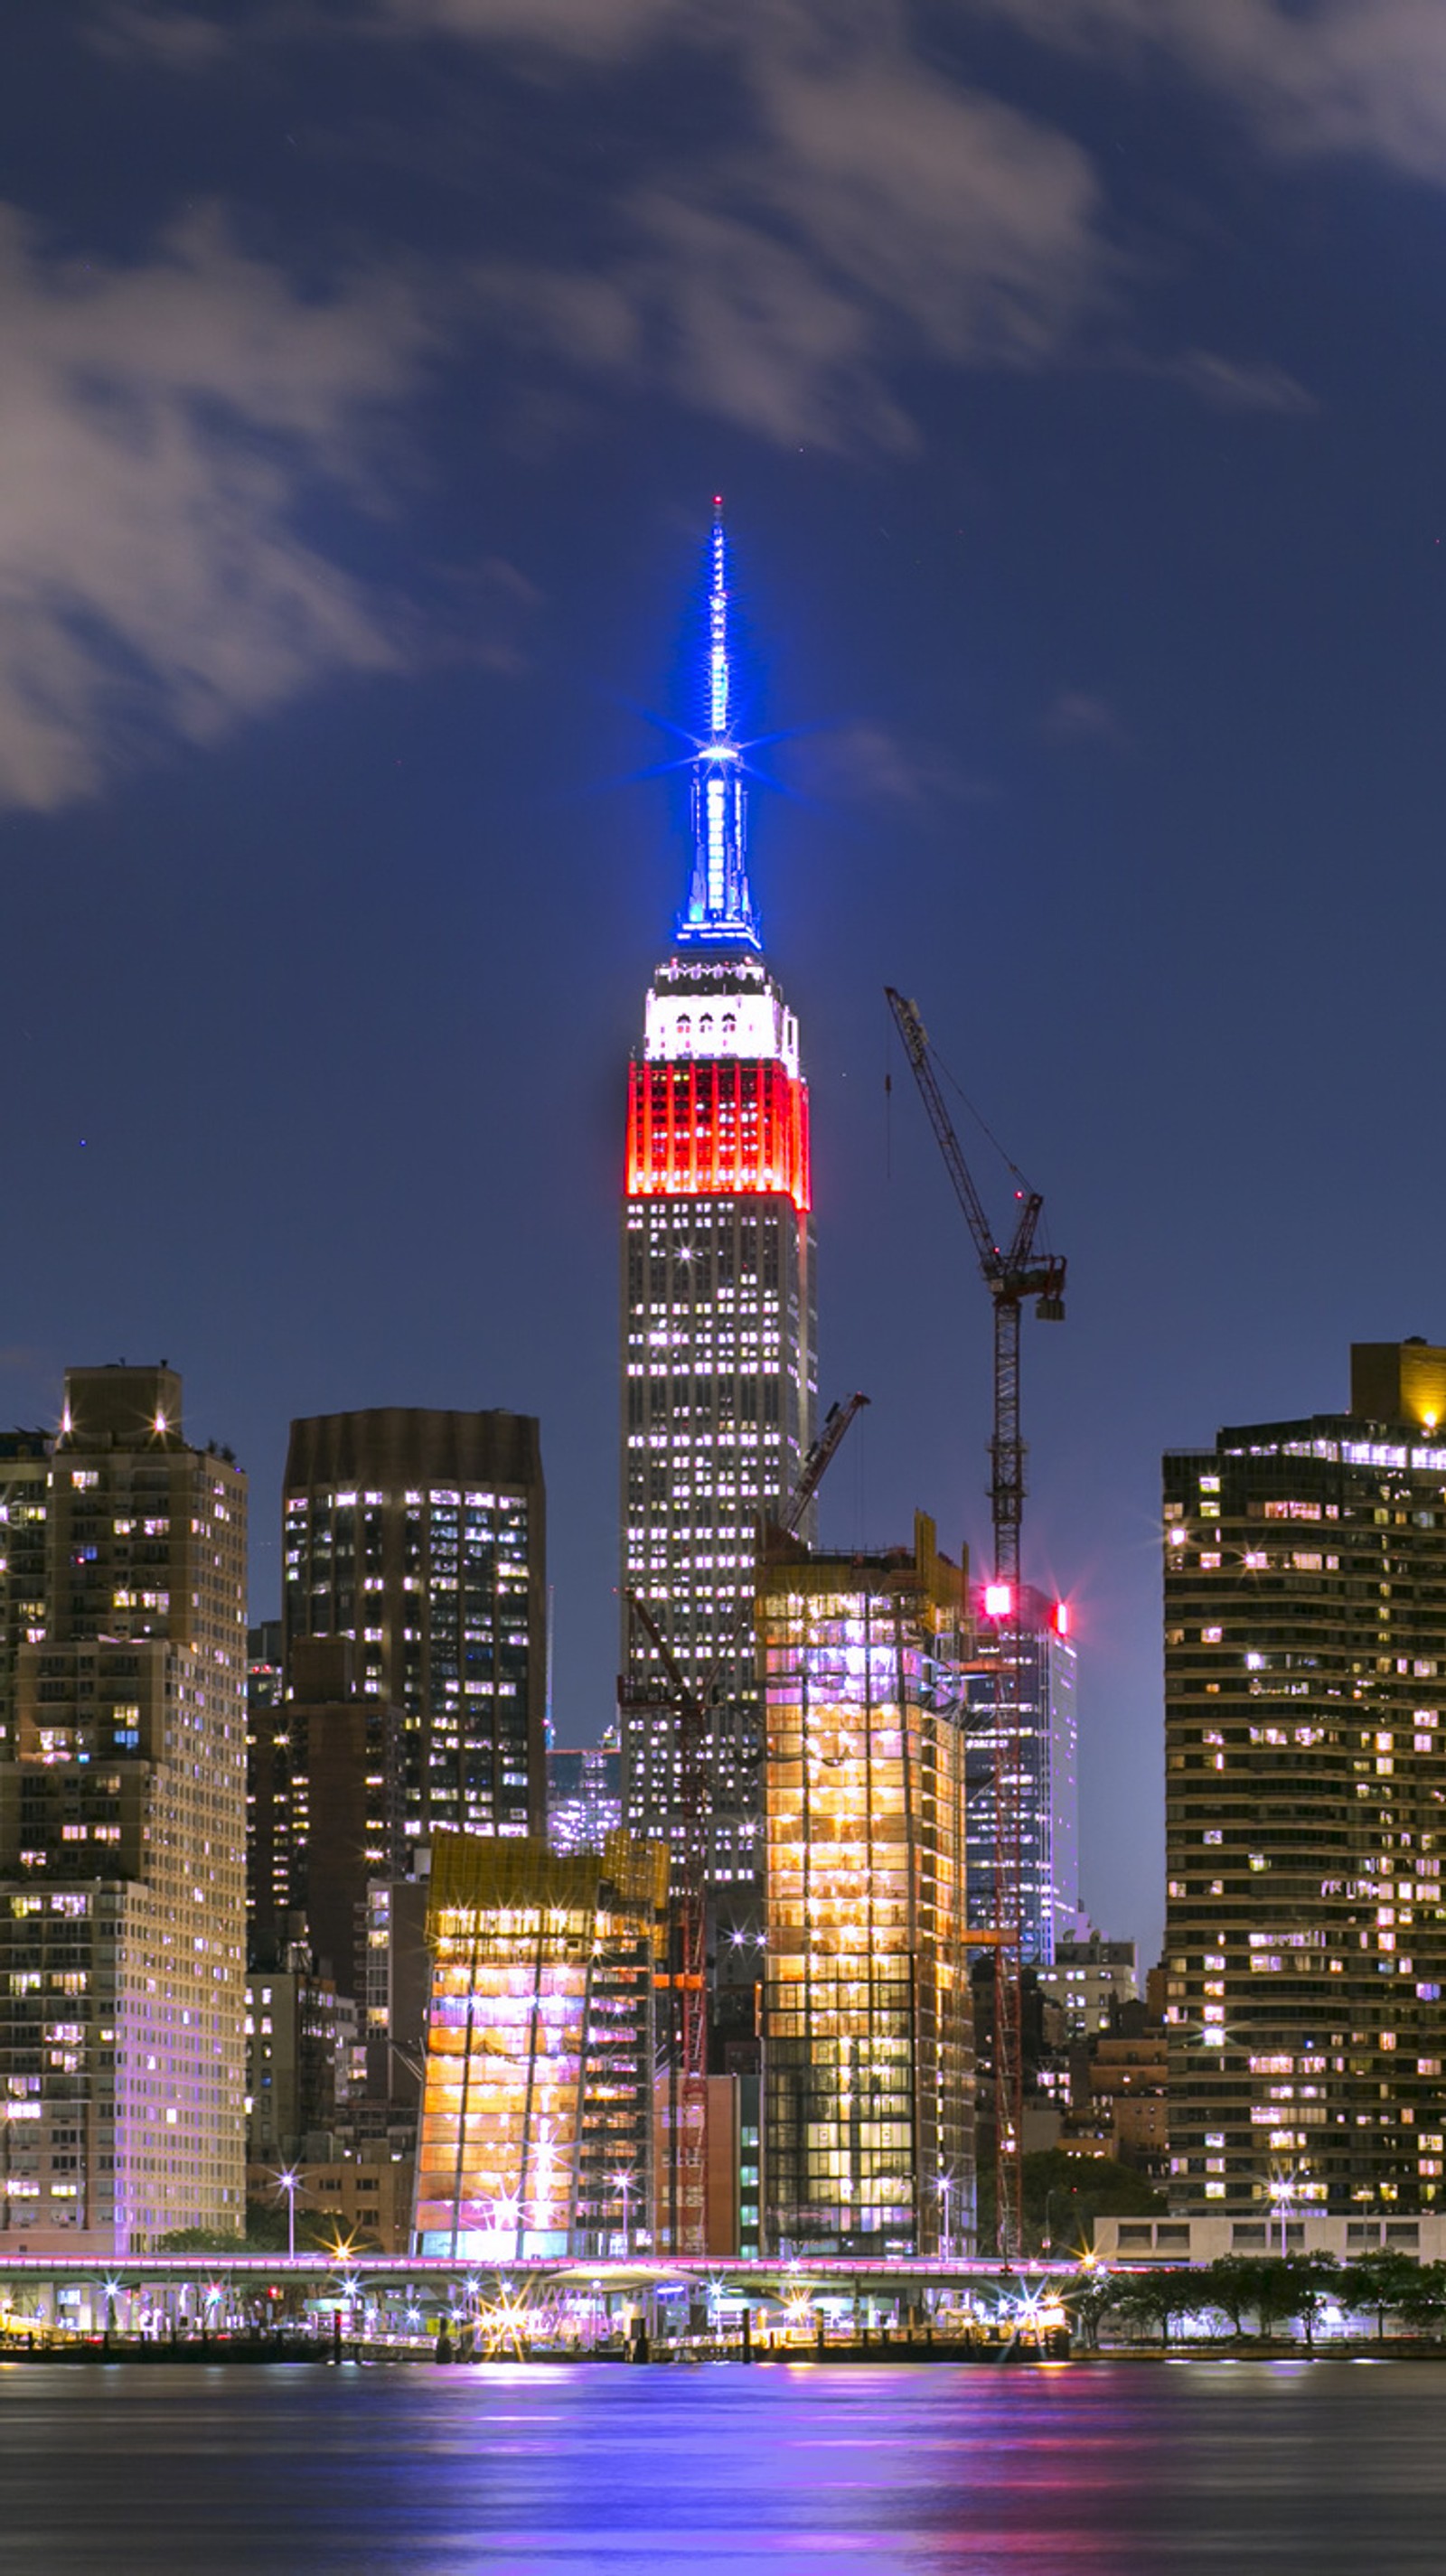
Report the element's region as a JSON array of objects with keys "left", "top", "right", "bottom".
[
  {"left": 1054, "top": 1601, "right": 1071, "bottom": 1638},
  {"left": 625, "top": 1056, "right": 812, "bottom": 1214},
  {"left": 983, "top": 1583, "right": 1013, "bottom": 1619}
]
